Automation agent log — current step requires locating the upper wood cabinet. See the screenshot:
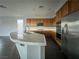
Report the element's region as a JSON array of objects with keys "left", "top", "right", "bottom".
[
  {"left": 26, "top": 0, "right": 79, "bottom": 26},
  {"left": 55, "top": 8, "right": 62, "bottom": 24},
  {"left": 55, "top": 1, "right": 69, "bottom": 23},
  {"left": 61, "top": 1, "right": 69, "bottom": 17},
  {"left": 68, "top": 0, "right": 79, "bottom": 13},
  {"left": 61, "top": 0, "right": 79, "bottom": 17},
  {"left": 50, "top": 19, "right": 55, "bottom": 25},
  {"left": 44, "top": 19, "right": 51, "bottom": 26},
  {"left": 56, "top": 10, "right": 62, "bottom": 21},
  {"left": 26, "top": 18, "right": 53, "bottom": 26},
  {"left": 54, "top": 0, "right": 79, "bottom": 24}
]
